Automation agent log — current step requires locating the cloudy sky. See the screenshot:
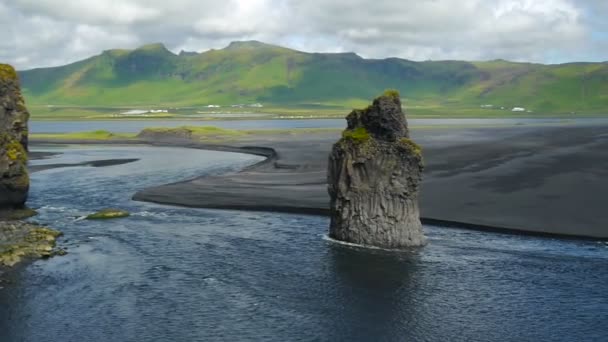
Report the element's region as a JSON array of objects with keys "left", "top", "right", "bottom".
[{"left": 1, "top": 0, "right": 606, "bottom": 69}]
